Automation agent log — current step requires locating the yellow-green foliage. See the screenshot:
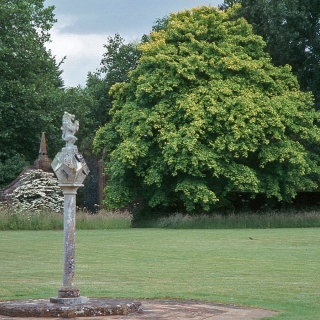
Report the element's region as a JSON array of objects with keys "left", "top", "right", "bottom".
[{"left": 94, "top": 5, "right": 320, "bottom": 212}]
